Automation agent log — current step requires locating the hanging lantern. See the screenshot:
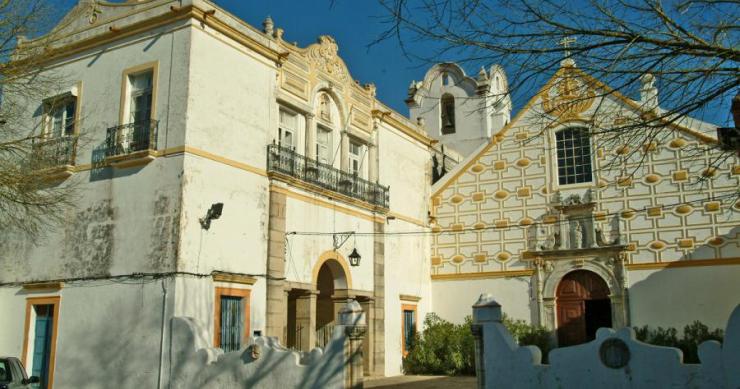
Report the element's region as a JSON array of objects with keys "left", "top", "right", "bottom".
[{"left": 348, "top": 248, "right": 361, "bottom": 267}]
